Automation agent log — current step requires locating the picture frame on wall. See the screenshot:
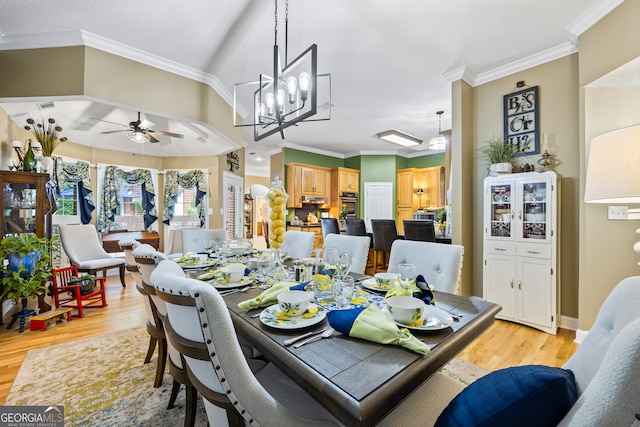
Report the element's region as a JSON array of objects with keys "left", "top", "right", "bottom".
[{"left": 503, "top": 85, "right": 539, "bottom": 156}]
